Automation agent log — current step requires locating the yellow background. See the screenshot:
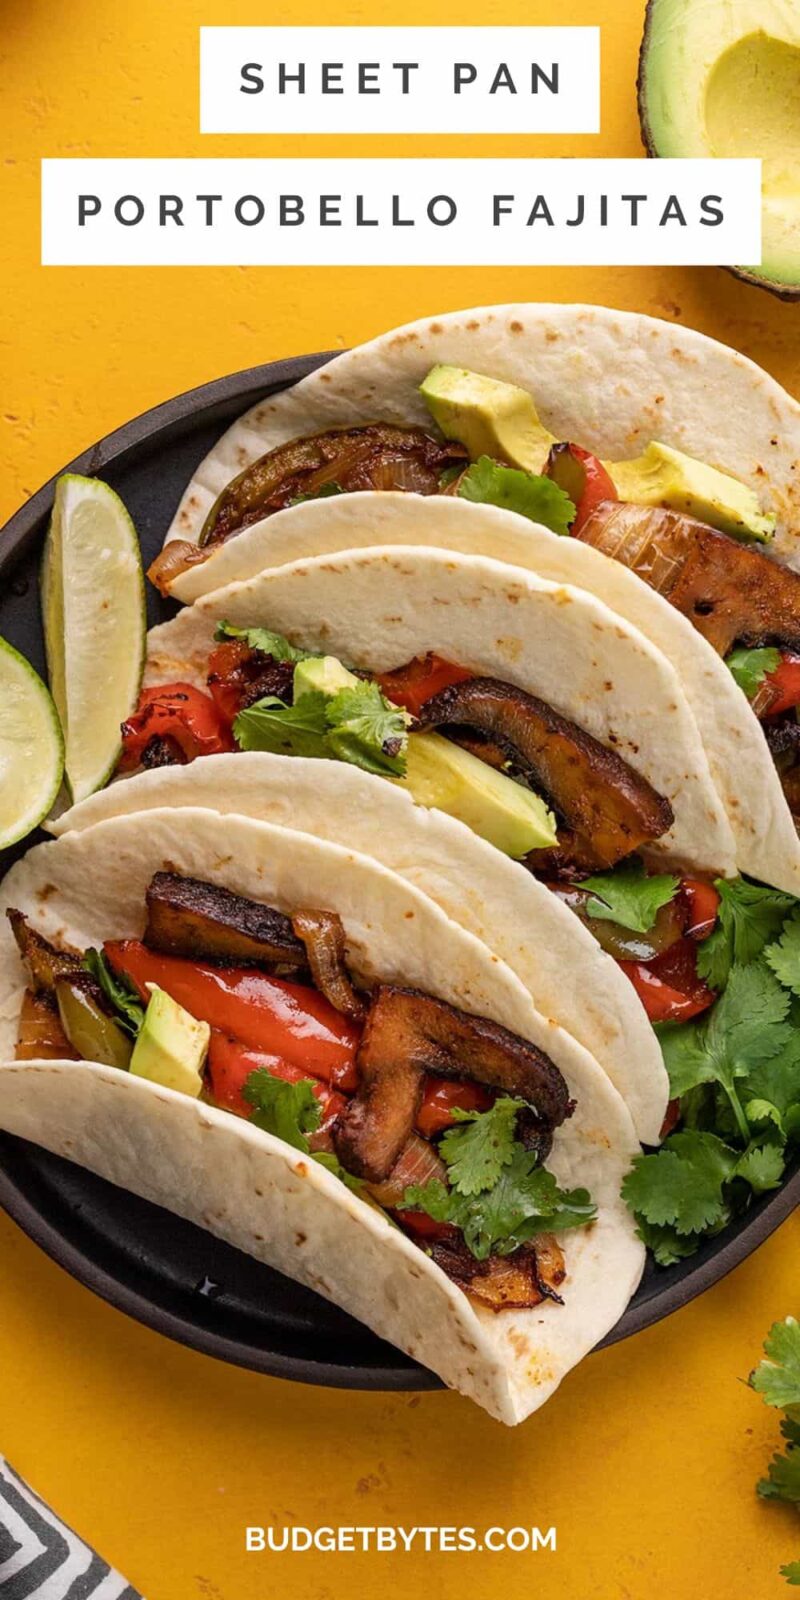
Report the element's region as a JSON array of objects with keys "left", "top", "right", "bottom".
[{"left": 1, "top": 0, "right": 799, "bottom": 1594}]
